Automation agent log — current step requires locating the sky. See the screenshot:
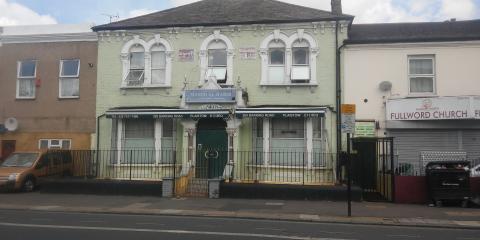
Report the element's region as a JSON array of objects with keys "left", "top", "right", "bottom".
[{"left": 0, "top": 0, "right": 479, "bottom": 26}]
